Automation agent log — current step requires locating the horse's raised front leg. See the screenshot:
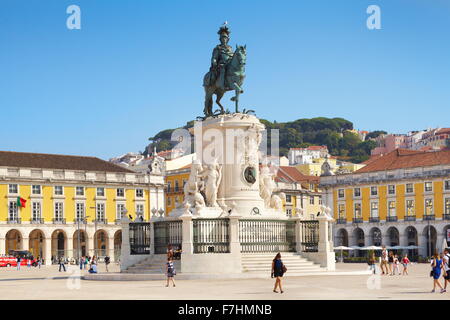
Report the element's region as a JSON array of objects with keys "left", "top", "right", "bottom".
[{"left": 230, "top": 82, "right": 242, "bottom": 113}]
